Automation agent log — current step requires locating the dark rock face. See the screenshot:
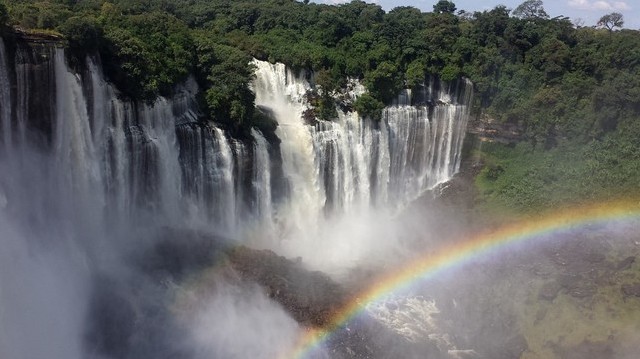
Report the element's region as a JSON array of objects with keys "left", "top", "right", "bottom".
[
  {"left": 228, "top": 246, "right": 347, "bottom": 327},
  {"left": 467, "top": 116, "right": 523, "bottom": 145},
  {"left": 84, "top": 229, "right": 353, "bottom": 359},
  {"left": 10, "top": 40, "right": 57, "bottom": 148},
  {"left": 135, "top": 228, "right": 230, "bottom": 280}
]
